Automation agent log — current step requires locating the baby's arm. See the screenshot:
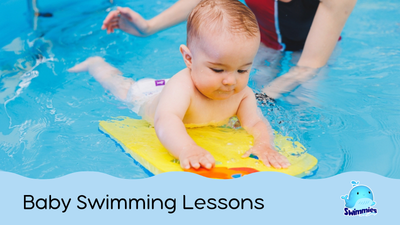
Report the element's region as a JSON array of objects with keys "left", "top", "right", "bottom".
[
  {"left": 237, "top": 88, "right": 290, "bottom": 169},
  {"left": 153, "top": 73, "right": 214, "bottom": 170}
]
